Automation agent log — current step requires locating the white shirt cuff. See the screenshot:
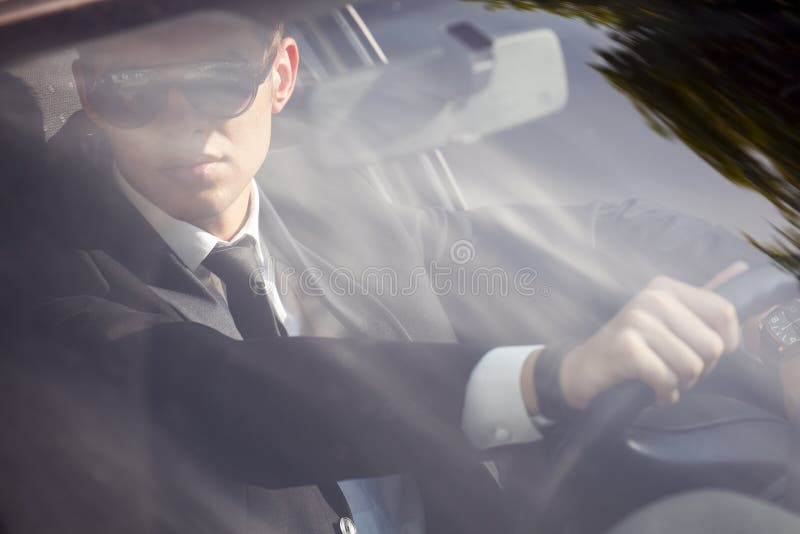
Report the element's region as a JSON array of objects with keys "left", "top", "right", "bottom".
[{"left": 461, "top": 345, "right": 544, "bottom": 450}]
